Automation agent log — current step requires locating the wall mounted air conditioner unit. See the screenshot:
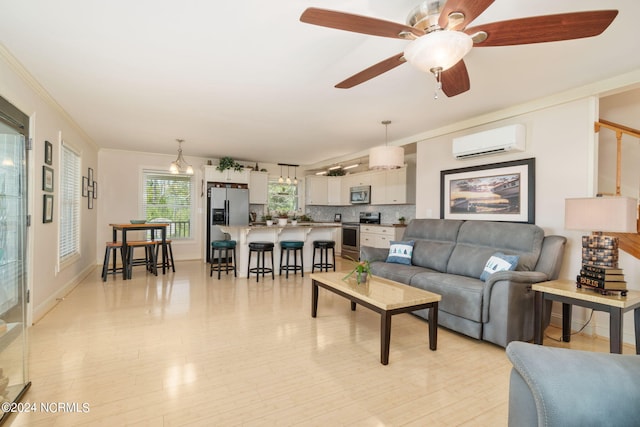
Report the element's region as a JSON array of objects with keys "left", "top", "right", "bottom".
[{"left": 452, "top": 124, "right": 526, "bottom": 160}]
